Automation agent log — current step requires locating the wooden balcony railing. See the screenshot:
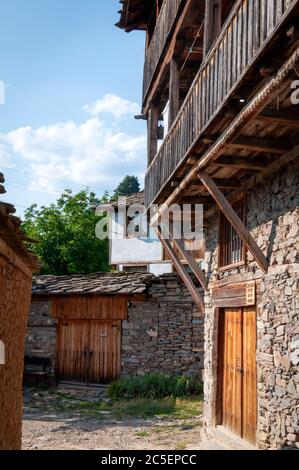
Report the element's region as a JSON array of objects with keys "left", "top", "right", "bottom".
[
  {"left": 143, "top": 0, "right": 184, "bottom": 102},
  {"left": 145, "top": 0, "right": 297, "bottom": 209}
]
